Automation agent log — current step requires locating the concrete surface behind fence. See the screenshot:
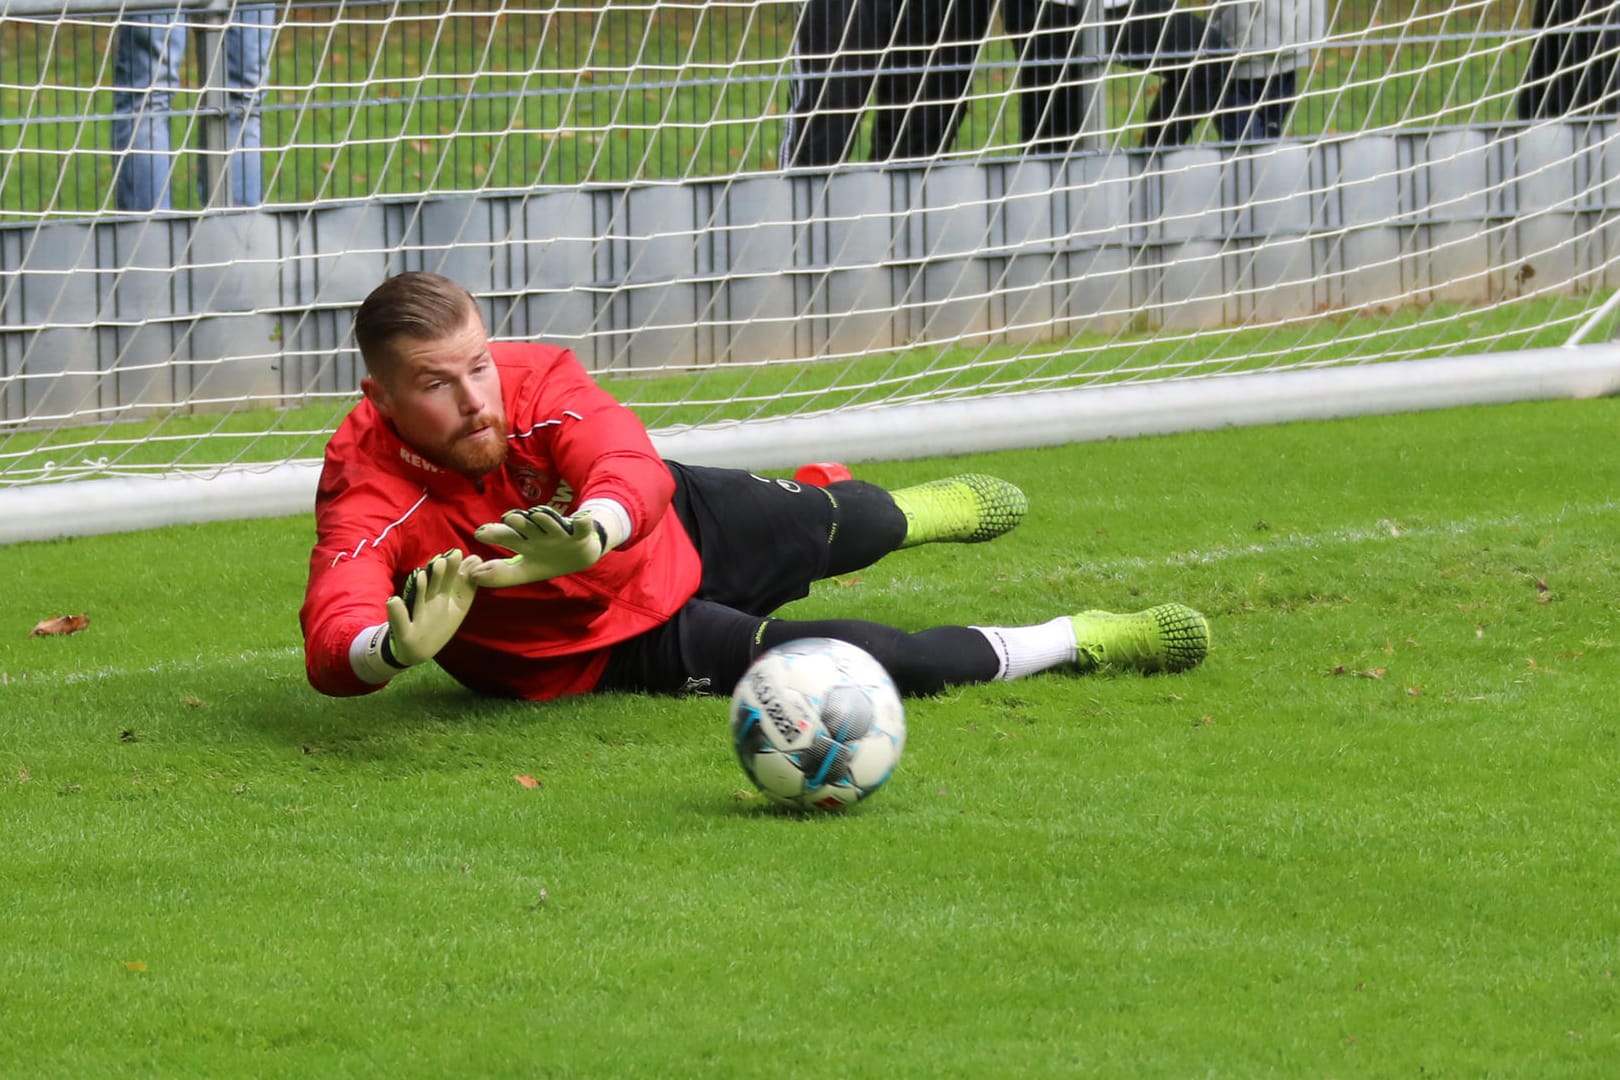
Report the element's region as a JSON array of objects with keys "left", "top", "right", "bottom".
[{"left": 4, "top": 126, "right": 1619, "bottom": 425}]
